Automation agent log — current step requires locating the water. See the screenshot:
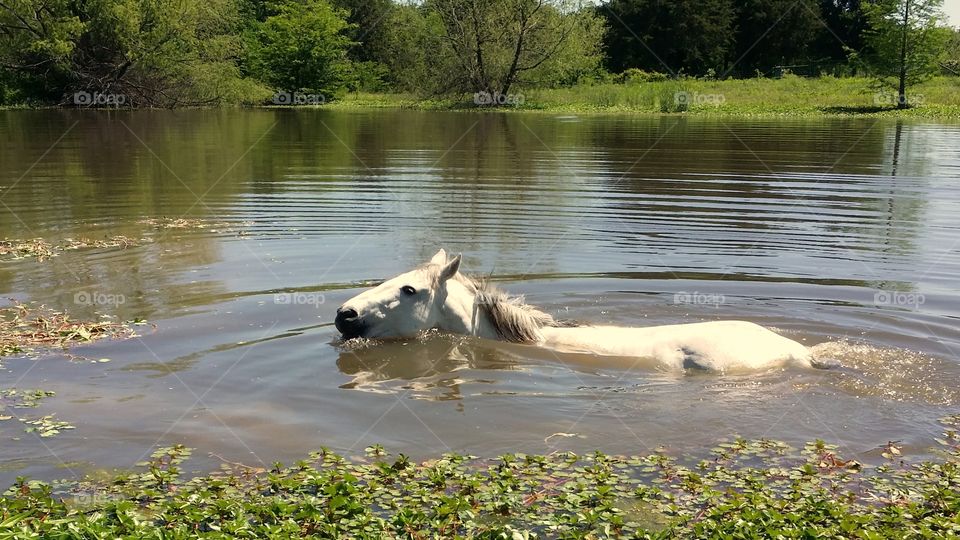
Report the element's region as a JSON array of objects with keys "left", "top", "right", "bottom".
[{"left": 1, "top": 109, "right": 959, "bottom": 484}]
